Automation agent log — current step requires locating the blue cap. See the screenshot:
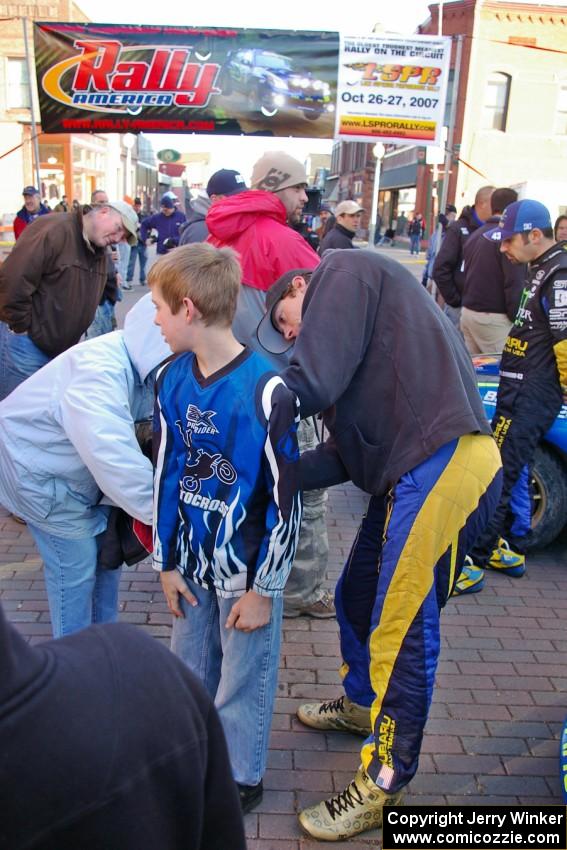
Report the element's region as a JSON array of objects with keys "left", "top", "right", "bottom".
[
  {"left": 160, "top": 195, "right": 175, "bottom": 209},
  {"left": 484, "top": 199, "right": 552, "bottom": 243},
  {"left": 22, "top": 185, "right": 39, "bottom": 195}
]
